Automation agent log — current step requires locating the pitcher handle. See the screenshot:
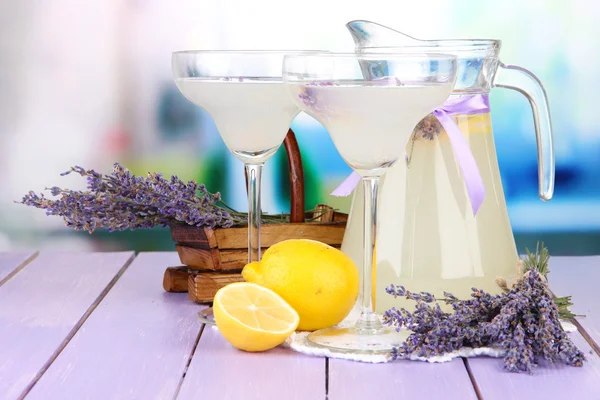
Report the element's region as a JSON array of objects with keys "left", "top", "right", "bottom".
[{"left": 493, "top": 63, "right": 555, "bottom": 201}]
